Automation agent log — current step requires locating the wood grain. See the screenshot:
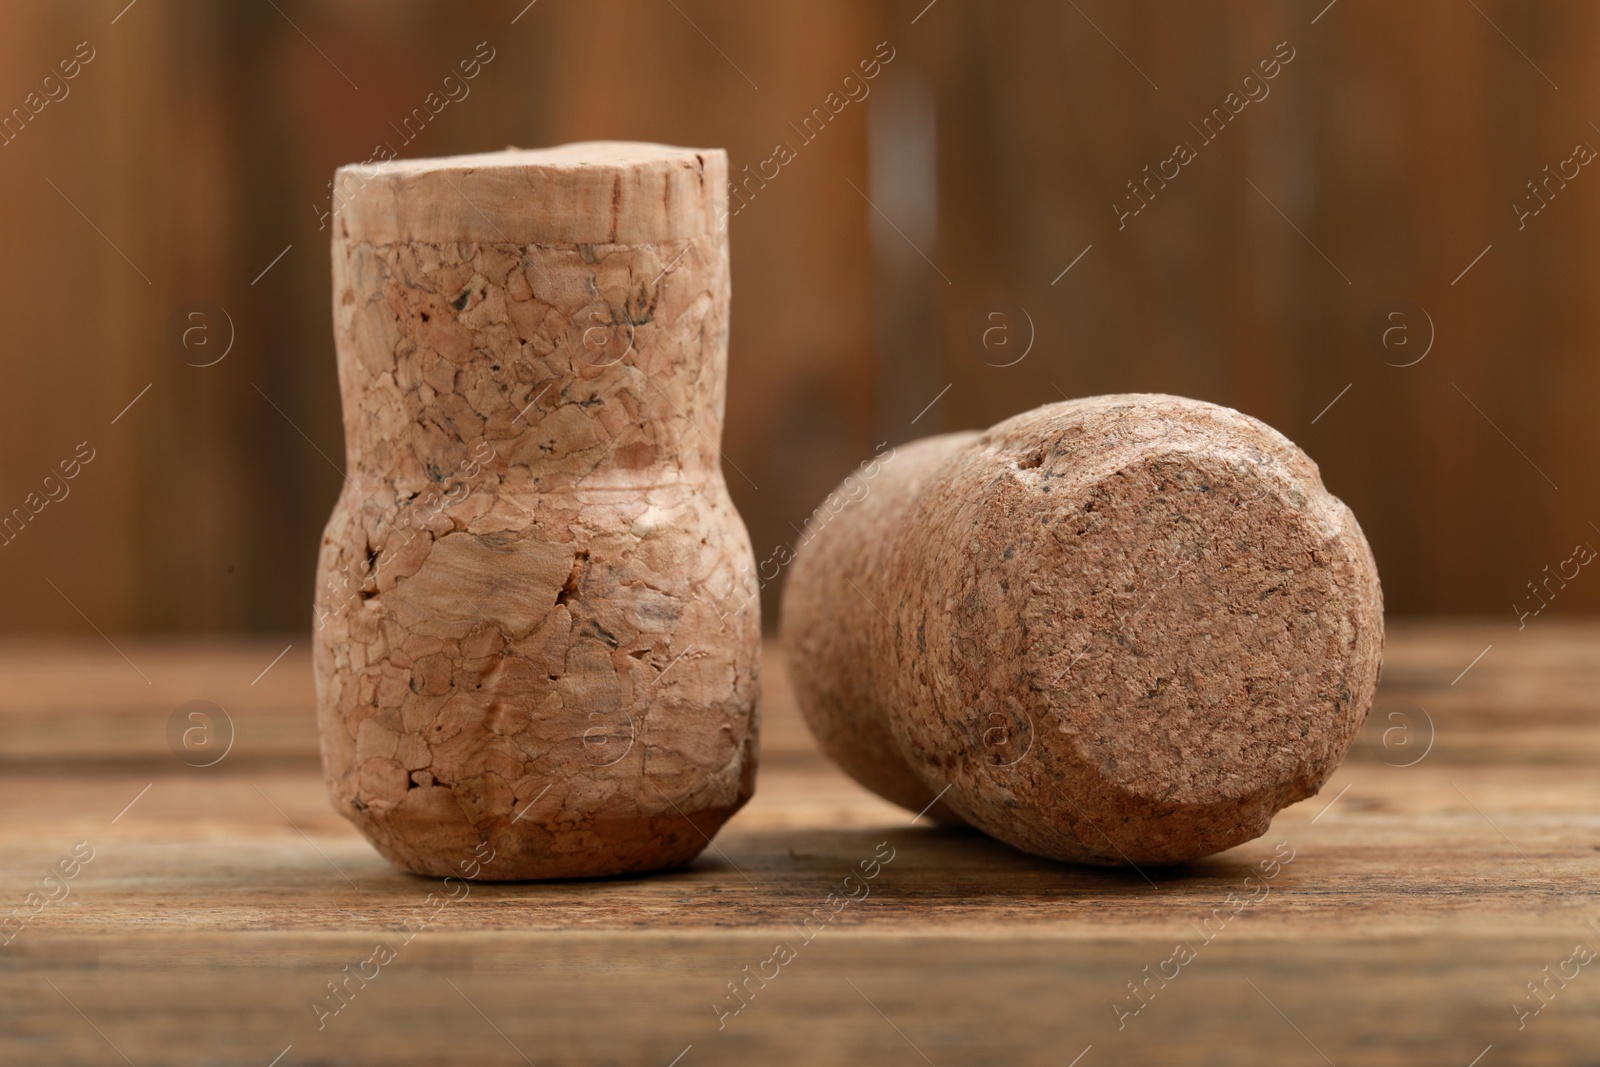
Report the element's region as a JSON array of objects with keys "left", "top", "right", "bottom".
[
  {"left": 1, "top": 621, "right": 1597, "bottom": 1064},
  {"left": 7, "top": 2, "right": 1600, "bottom": 635}
]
